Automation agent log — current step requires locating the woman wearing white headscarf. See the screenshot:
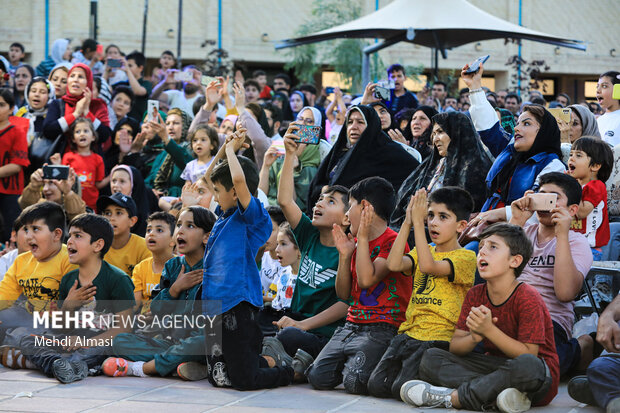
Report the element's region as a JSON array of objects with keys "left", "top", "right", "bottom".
[{"left": 35, "top": 38, "right": 72, "bottom": 78}]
